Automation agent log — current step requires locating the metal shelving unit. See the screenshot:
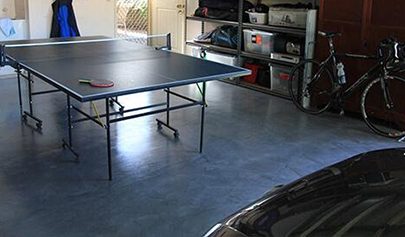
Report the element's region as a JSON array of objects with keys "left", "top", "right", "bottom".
[
  {"left": 184, "top": 0, "right": 317, "bottom": 98},
  {"left": 185, "top": 41, "right": 238, "bottom": 55},
  {"left": 242, "top": 23, "right": 306, "bottom": 37},
  {"left": 186, "top": 16, "right": 239, "bottom": 26},
  {"left": 240, "top": 51, "right": 297, "bottom": 67}
]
